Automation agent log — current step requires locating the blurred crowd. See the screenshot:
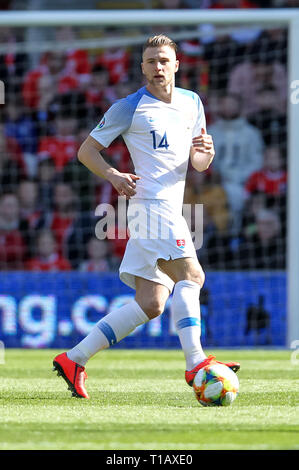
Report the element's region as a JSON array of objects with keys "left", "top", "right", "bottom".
[
  {"left": 1, "top": 0, "right": 299, "bottom": 10},
  {"left": 0, "top": 3, "right": 288, "bottom": 272}
]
